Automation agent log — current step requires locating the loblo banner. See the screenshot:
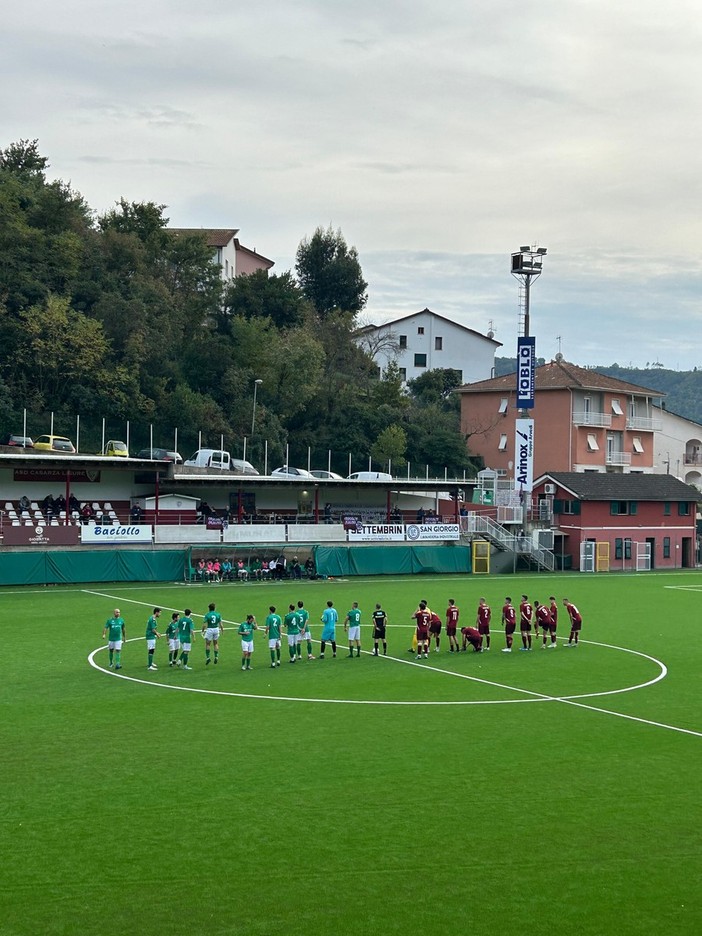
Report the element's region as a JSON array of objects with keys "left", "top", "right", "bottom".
[{"left": 516, "top": 337, "right": 536, "bottom": 409}]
